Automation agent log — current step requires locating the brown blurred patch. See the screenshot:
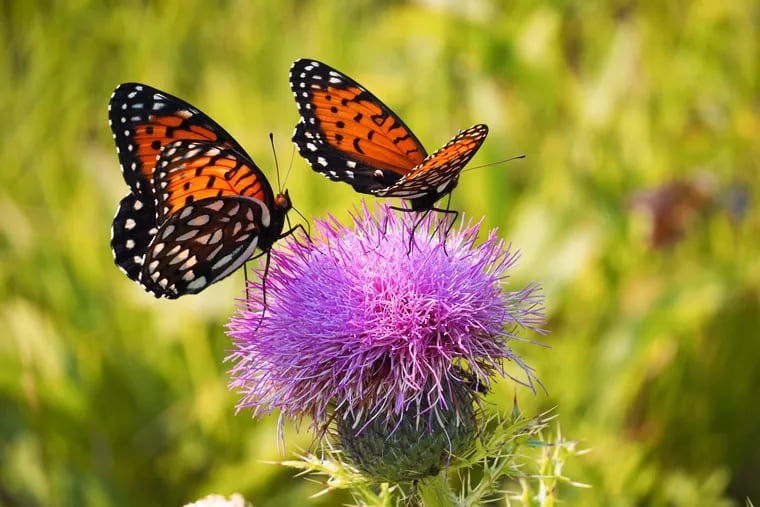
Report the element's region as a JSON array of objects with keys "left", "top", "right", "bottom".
[{"left": 629, "top": 173, "right": 716, "bottom": 249}]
